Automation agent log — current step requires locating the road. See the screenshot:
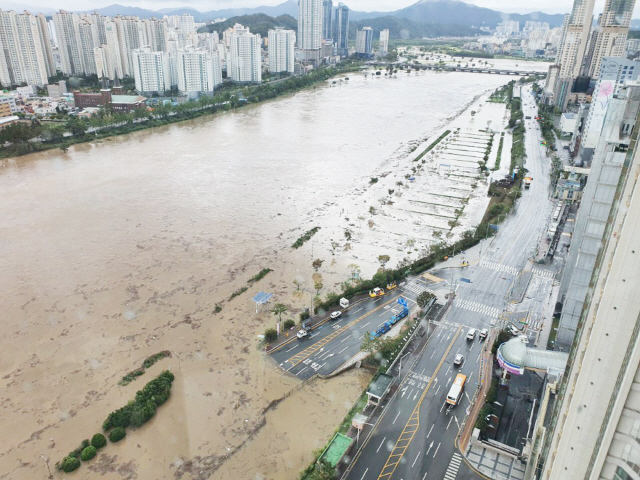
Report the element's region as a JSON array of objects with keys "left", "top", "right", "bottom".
[
  {"left": 271, "top": 289, "right": 423, "bottom": 380},
  {"left": 343, "top": 85, "right": 555, "bottom": 480}
]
